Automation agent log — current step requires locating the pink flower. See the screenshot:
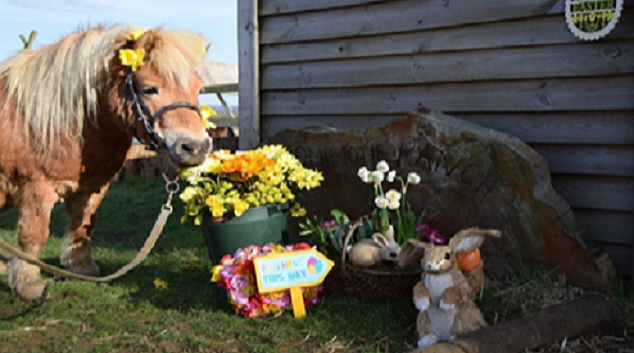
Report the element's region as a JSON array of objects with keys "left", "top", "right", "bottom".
[
  {"left": 322, "top": 220, "right": 336, "bottom": 231},
  {"left": 416, "top": 224, "right": 446, "bottom": 244},
  {"left": 230, "top": 290, "right": 249, "bottom": 305},
  {"left": 230, "top": 275, "right": 250, "bottom": 290}
]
